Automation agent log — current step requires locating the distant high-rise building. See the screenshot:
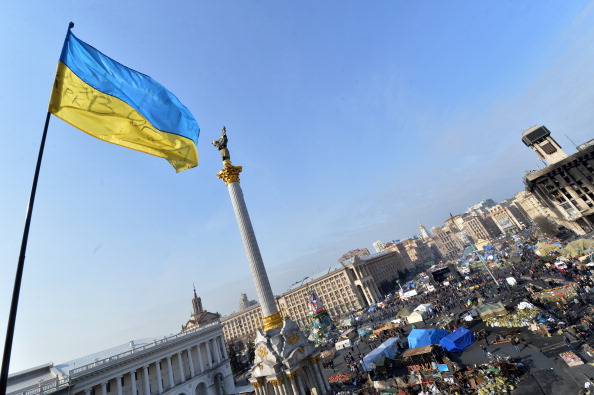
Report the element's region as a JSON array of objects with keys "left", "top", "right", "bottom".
[
  {"left": 338, "top": 248, "right": 371, "bottom": 263},
  {"left": 522, "top": 125, "right": 568, "bottom": 165},
  {"left": 238, "top": 293, "right": 257, "bottom": 311},
  {"left": 467, "top": 199, "right": 497, "bottom": 216},
  {"left": 372, "top": 240, "right": 387, "bottom": 253}
]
